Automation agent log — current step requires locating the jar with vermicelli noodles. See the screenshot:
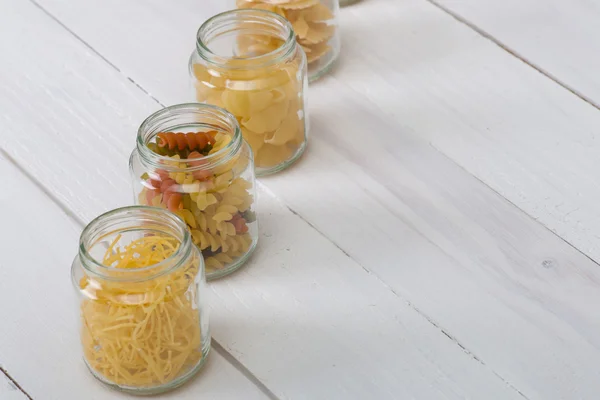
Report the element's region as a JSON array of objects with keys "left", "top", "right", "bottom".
[
  {"left": 189, "top": 9, "right": 308, "bottom": 175},
  {"left": 129, "top": 104, "right": 258, "bottom": 280},
  {"left": 71, "top": 206, "right": 210, "bottom": 394},
  {"left": 233, "top": 0, "right": 340, "bottom": 82}
]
